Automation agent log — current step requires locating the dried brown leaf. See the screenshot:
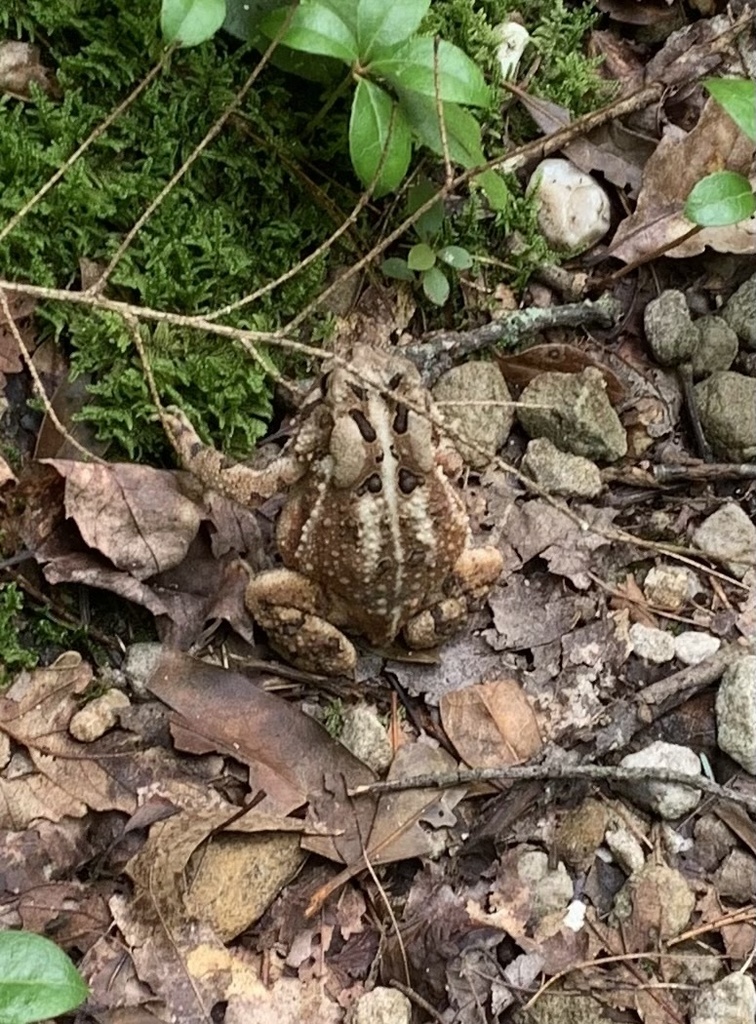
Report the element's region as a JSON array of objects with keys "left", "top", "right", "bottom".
[
  {"left": 440, "top": 679, "right": 542, "bottom": 768},
  {"left": 611, "top": 99, "right": 756, "bottom": 262}
]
